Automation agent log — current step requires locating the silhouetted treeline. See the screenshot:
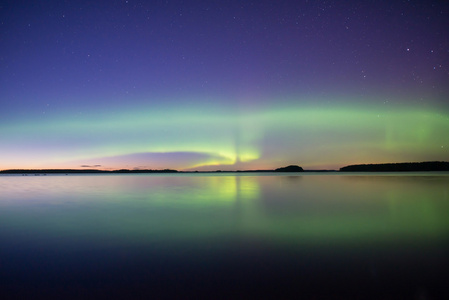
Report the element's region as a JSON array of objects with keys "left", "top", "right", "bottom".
[
  {"left": 340, "top": 161, "right": 449, "bottom": 172},
  {"left": 0, "top": 165, "right": 307, "bottom": 174},
  {"left": 112, "top": 169, "right": 178, "bottom": 173},
  {"left": 0, "top": 169, "right": 179, "bottom": 174}
]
